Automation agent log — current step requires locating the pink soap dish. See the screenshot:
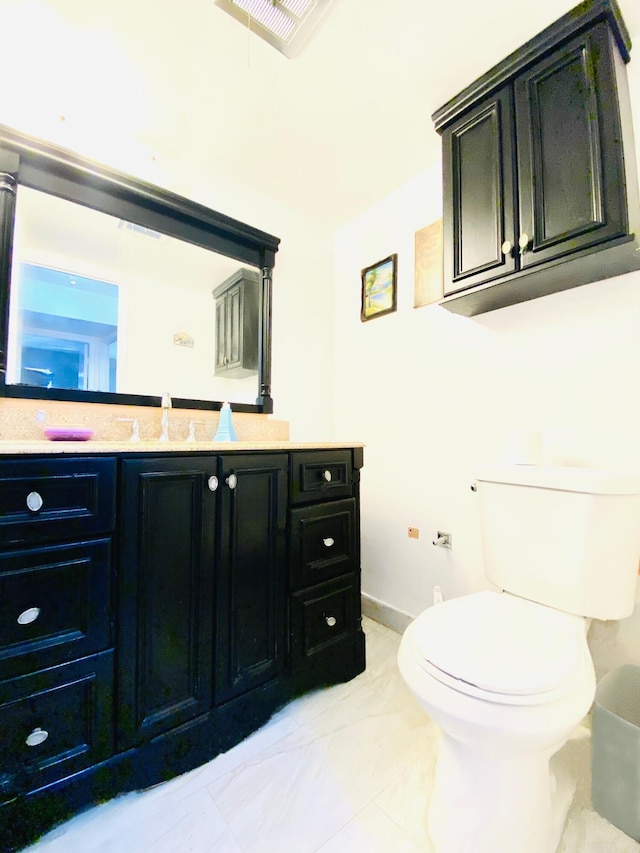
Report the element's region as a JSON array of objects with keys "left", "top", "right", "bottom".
[{"left": 44, "top": 426, "right": 94, "bottom": 442}]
